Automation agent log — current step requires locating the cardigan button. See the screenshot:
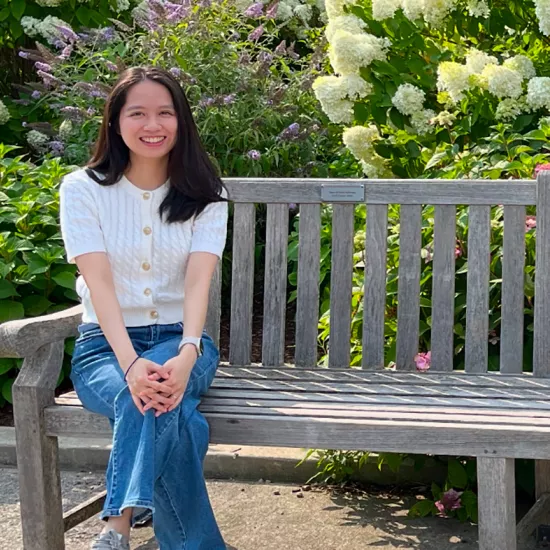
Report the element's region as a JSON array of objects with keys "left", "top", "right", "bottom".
[
  {"left": 150, "top": 310, "right": 159, "bottom": 319},
  {"left": 143, "top": 226, "right": 152, "bottom": 235},
  {"left": 142, "top": 261, "right": 151, "bottom": 271},
  {"left": 143, "top": 192, "right": 151, "bottom": 200},
  {"left": 144, "top": 288, "right": 152, "bottom": 296}
]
